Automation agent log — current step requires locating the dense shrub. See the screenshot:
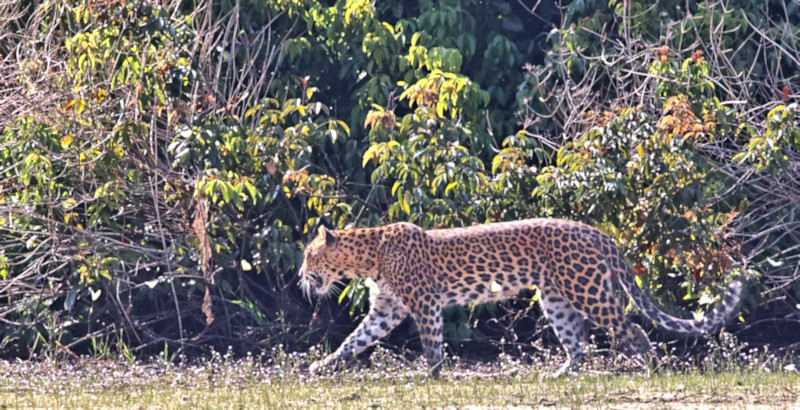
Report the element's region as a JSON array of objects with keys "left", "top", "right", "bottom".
[{"left": 1, "top": 0, "right": 798, "bottom": 359}]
